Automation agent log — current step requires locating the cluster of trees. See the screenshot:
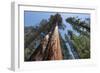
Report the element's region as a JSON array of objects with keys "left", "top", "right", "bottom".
[
  {"left": 66, "top": 17, "right": 90, "bottom": 58},
  {"left": 24, "top": 13, "right": 90, "bottom": 61}
]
